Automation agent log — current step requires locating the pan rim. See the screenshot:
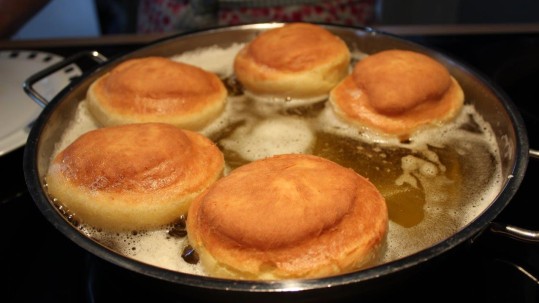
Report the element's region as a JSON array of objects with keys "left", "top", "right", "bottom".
[{"left": 23, "top": 22, "right": 530, "bottom": 293}]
